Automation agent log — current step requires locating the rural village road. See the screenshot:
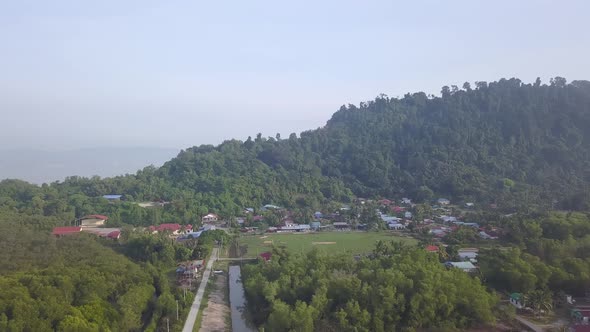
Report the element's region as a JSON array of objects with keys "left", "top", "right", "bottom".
[{"left": 182, "top": 247, "right": 218, "bottom": 332}]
